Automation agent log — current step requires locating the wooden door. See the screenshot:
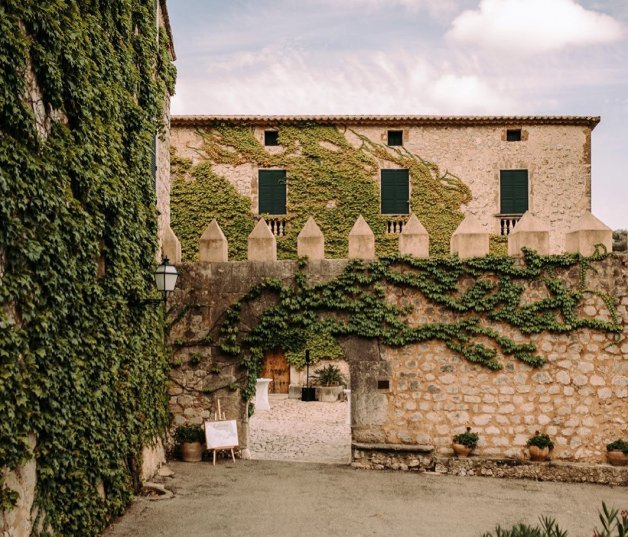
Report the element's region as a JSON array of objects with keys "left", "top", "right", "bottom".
[{"left": 262, "top": 350, "right": 290, "bottom": 394}]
